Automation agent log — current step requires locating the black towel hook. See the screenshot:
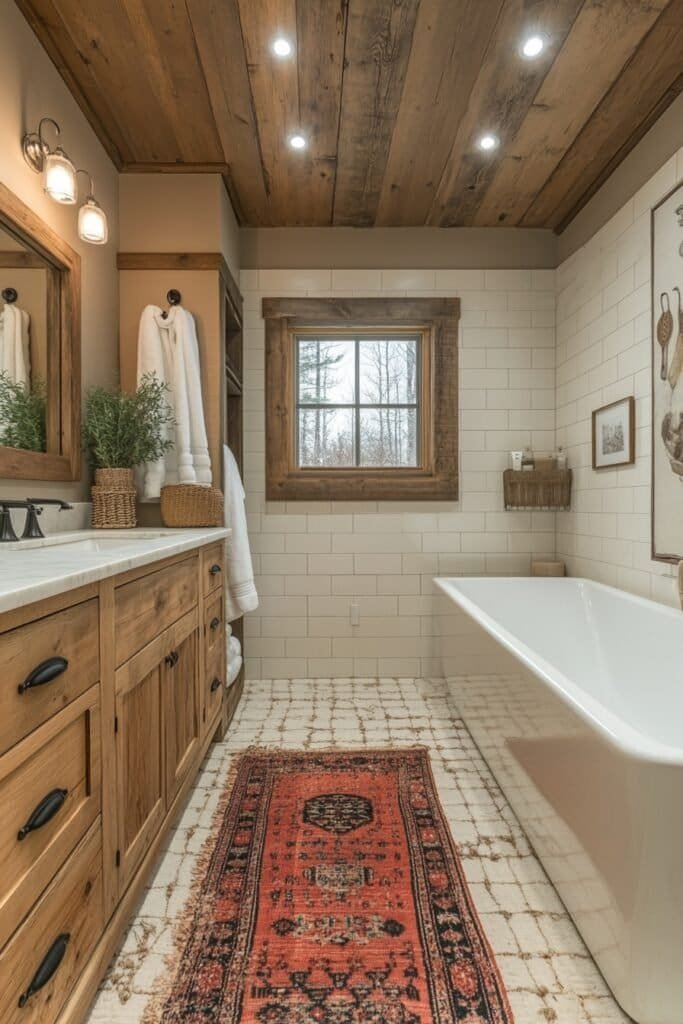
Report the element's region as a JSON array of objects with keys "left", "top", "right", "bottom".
[
  {"left": 1, "top": 287, "right": 18, "bottom": 304},
  {"left": 161, "top": 288, "right": 181, "bottom": 319}
]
